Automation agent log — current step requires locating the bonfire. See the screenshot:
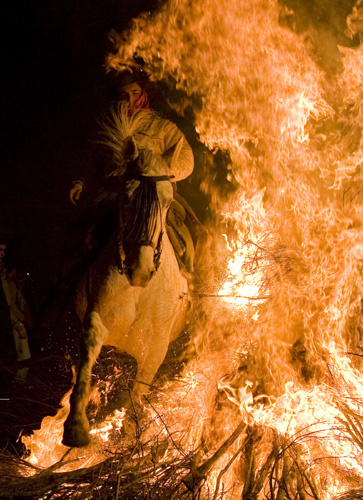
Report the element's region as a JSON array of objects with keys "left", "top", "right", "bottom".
[{"left": 3, "top": 0, "right": 363, "bottom": 499}]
